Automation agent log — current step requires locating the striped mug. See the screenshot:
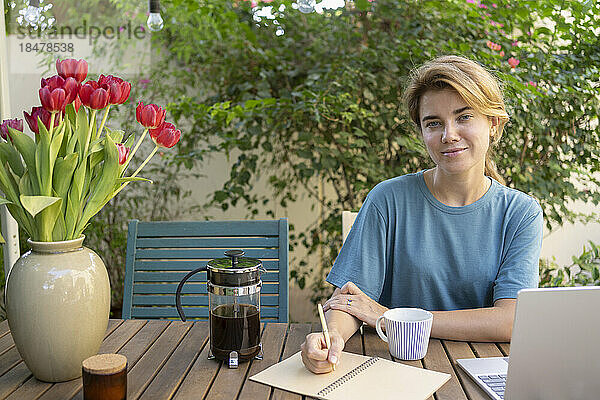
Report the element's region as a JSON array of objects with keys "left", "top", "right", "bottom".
[{"left": 375, "top": 308, "right": 433, "bottom": 361}]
